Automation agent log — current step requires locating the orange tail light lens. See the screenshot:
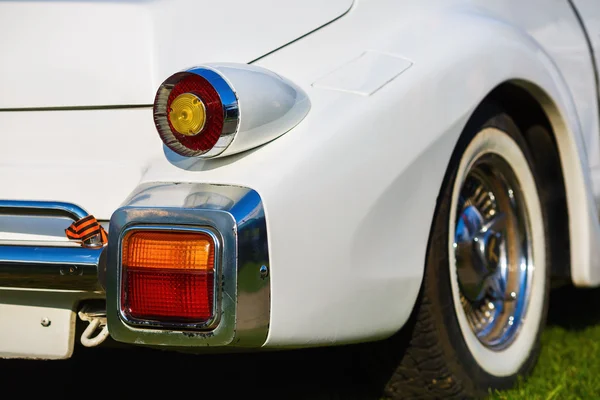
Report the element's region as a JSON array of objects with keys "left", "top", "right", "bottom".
[{"left": 120, "top": 230, "right": 216, "bottom": 326}]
